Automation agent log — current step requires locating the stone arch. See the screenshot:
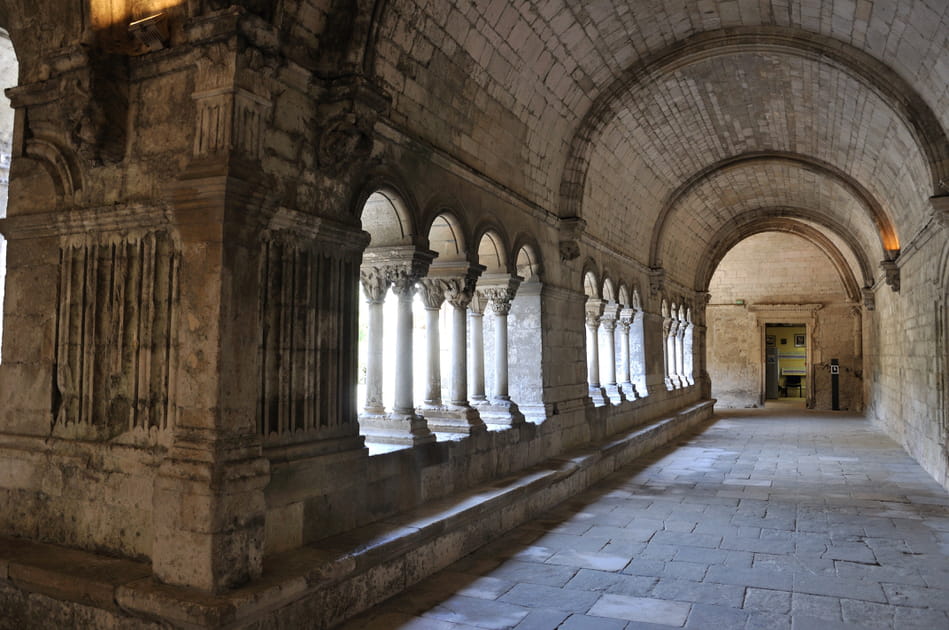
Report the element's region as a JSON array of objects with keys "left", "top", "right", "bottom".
[
  {"left": 559, "top": 27, "right": 949, "bottom": 223},
  {"left": 617, "top": 283, "right": 630, "bottom": 308},
  {"left": 474, "top": 226, "right": 510, "bottom": 274},
  {"left": 581, "top": 263, "right": 600, "bottom": 299},
  {"left": 695, "top": 217, "right": 866, "bottom": 303},
  {"left": 424, "top": 211, "right": 467, "bottom": 261},
  {"left": 601, "top": 275, "right": 616, "bottom": 303},
  {"left": 353, "top": 174, "right": 420, "bottom": 247},
  {"left": 649, "top": 153, "right": 901, "bottom": 268},
  {"left": 692, "top": 207, "right": 876, "bottom": 289},
  {"left": 513, "top": 237, "right": 543, "bottom": 282}
]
